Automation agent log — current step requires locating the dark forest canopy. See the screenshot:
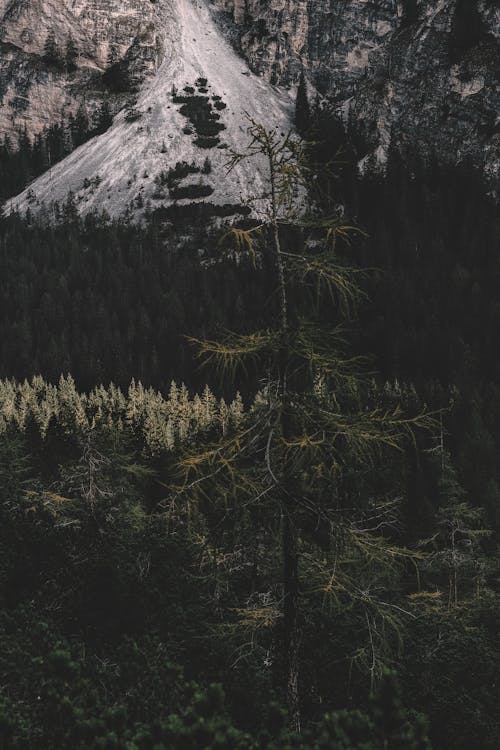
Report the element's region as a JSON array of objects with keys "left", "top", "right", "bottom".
[
  {"left": 0, "top": 113, "right": 499, "bottom": 748},
  {"left": 1, "top": 157, "right": 500, "bottom": 537},
  {"left": 0, "top": 371, "right": 498, "bottom": 749},
  {"left": 1, "top": 155, "right": 499, "bottom": 391}
]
